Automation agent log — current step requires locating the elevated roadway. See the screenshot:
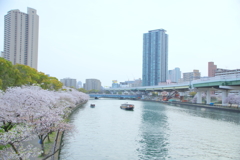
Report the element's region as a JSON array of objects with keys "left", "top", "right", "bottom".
[{"left": 107, "top": 74, "right": 240, "bottom": 92}]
